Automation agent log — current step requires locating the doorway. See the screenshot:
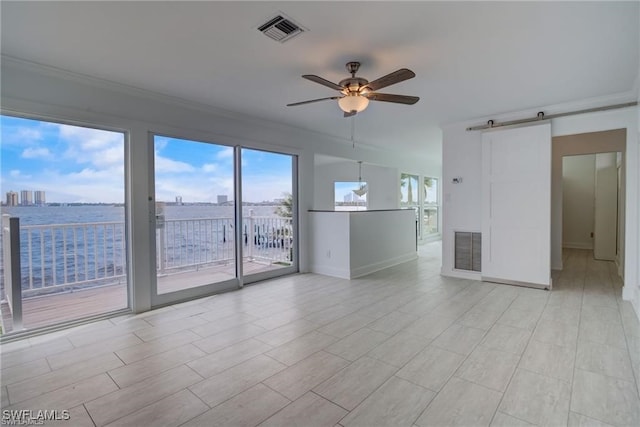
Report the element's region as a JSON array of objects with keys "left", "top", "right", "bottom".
[
  {"left": 553, "top": 128, "right": 626, "bottom": 277},
  {"left": 562, "top": 152, "right": 621, "bottom": 261}
]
